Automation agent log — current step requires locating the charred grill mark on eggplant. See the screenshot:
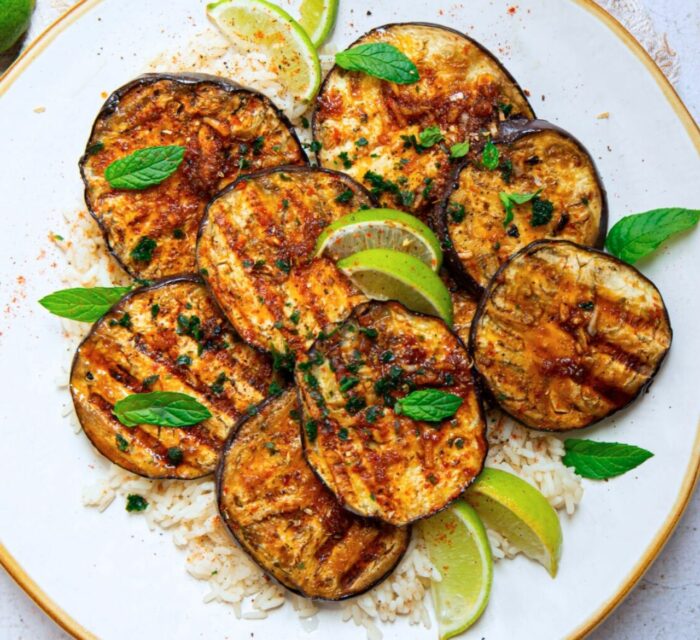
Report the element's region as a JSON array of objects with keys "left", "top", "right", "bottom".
[
  {"left": 70, "top": 276, "right": 277, "bottom": 479},
  {"left": 196, "top": 167, "right": 373, "bottom": 355},
  {"left": 313, "top": 23, "right": 534, "bottom": 221},
  {"left": 470, "top": 240, "right": 672, "bottom": 431},
  {"left": 216, "top": 391, "right": 409, "bottom": 600},
  {"left": 80, "top": 74, "right": 307, "bottom": 280},
  {"left": 296, "top": 301, "right": 487, "bottom": 526},
  {"left": 438, "top": 119, "right": 607, "bottom": 294}
]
